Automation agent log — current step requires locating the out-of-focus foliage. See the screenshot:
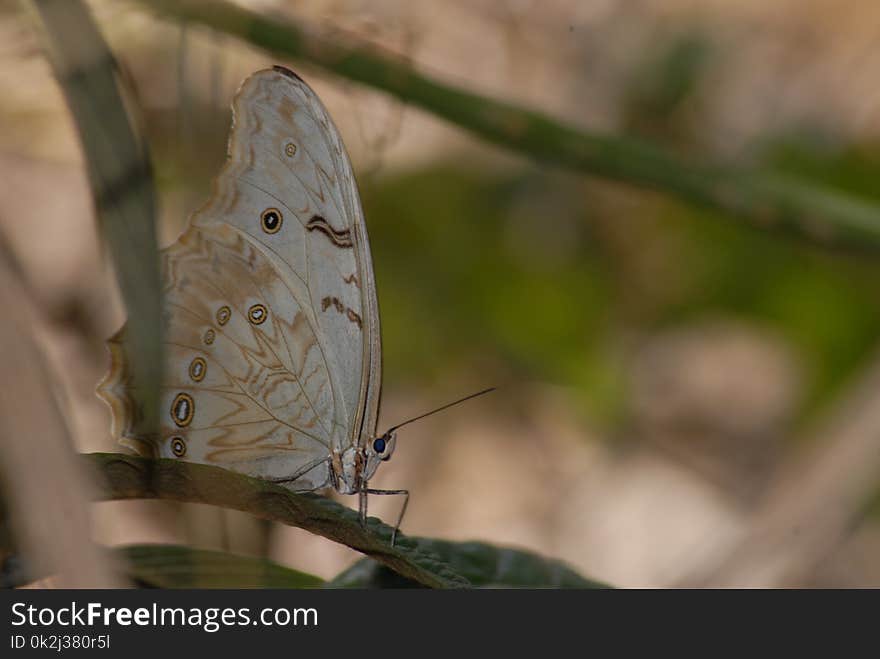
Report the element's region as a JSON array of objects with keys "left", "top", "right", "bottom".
[
  {"left": 120, "top": 545, "right": 324, "bottom": 588},
  {"left": 133, "top": 15, "right": 880, "bottom": 435},
  {"left": 135, "top": 0, "right": 880, "bottom": 255},
  {"left": 328, "top": 539, "right": 607, "bottom": 588},
  {"left": 365, "top": 167, "right": 615, "bottom": 411},
  {"left": 364, "top": 157, "right": 880, "bottom": 429},
  {"left": 6, "top": 0, "right": 880, "bottom": 588}
]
